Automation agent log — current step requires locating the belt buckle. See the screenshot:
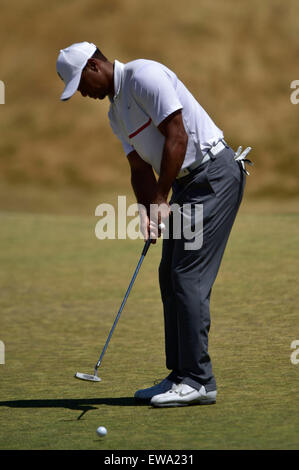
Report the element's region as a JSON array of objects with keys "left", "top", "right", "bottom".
[{"left": 210, "top": 141, "right": 224, "bottom": 156}]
